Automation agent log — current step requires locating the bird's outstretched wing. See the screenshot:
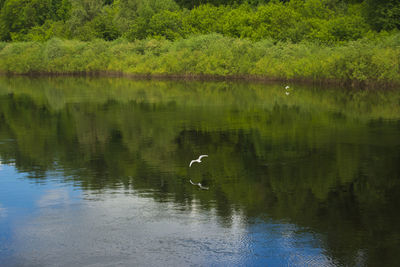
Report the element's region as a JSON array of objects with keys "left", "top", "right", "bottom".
[{"left": 189, "top": 155, "right": 208, "bottom": 167}]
